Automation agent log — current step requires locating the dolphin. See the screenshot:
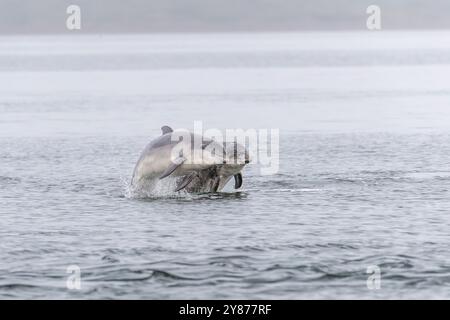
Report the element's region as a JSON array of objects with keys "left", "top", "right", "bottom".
[
  {"left": 131, "top": 126, "right": 250, "bottom": 193},
  {"left": 131, "top": 126, "right": 225, "bottom": 191}
]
